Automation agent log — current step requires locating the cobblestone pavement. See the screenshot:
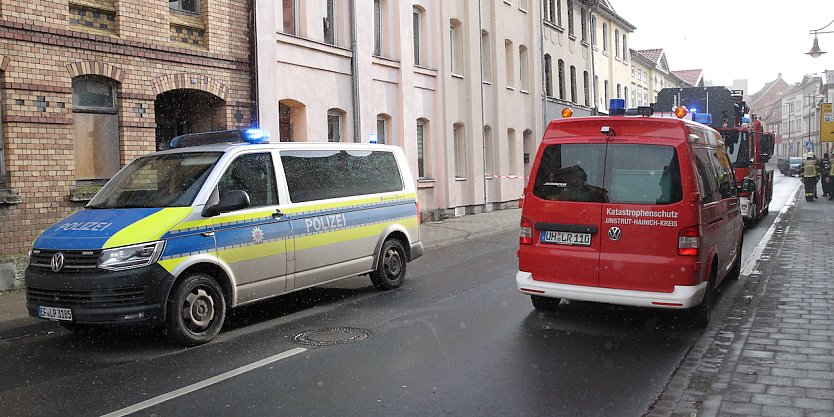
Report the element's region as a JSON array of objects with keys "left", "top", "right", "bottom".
[{"left": 647, "top": 191, "right": 834, "bottom": 417}]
